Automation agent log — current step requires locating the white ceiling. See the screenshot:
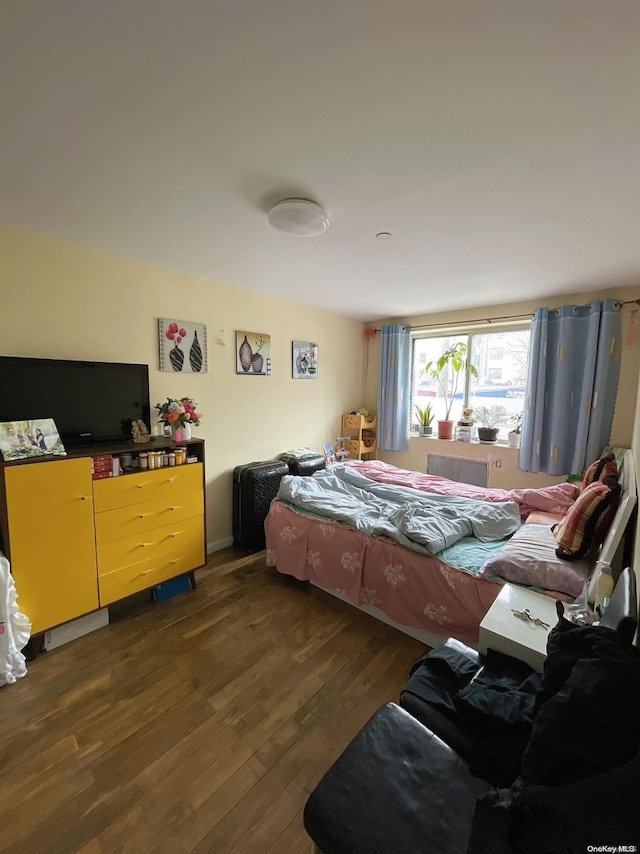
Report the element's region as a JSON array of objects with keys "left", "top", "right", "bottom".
[{"left": 2, "top": 1, "right": 639, "bottom": 320}]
